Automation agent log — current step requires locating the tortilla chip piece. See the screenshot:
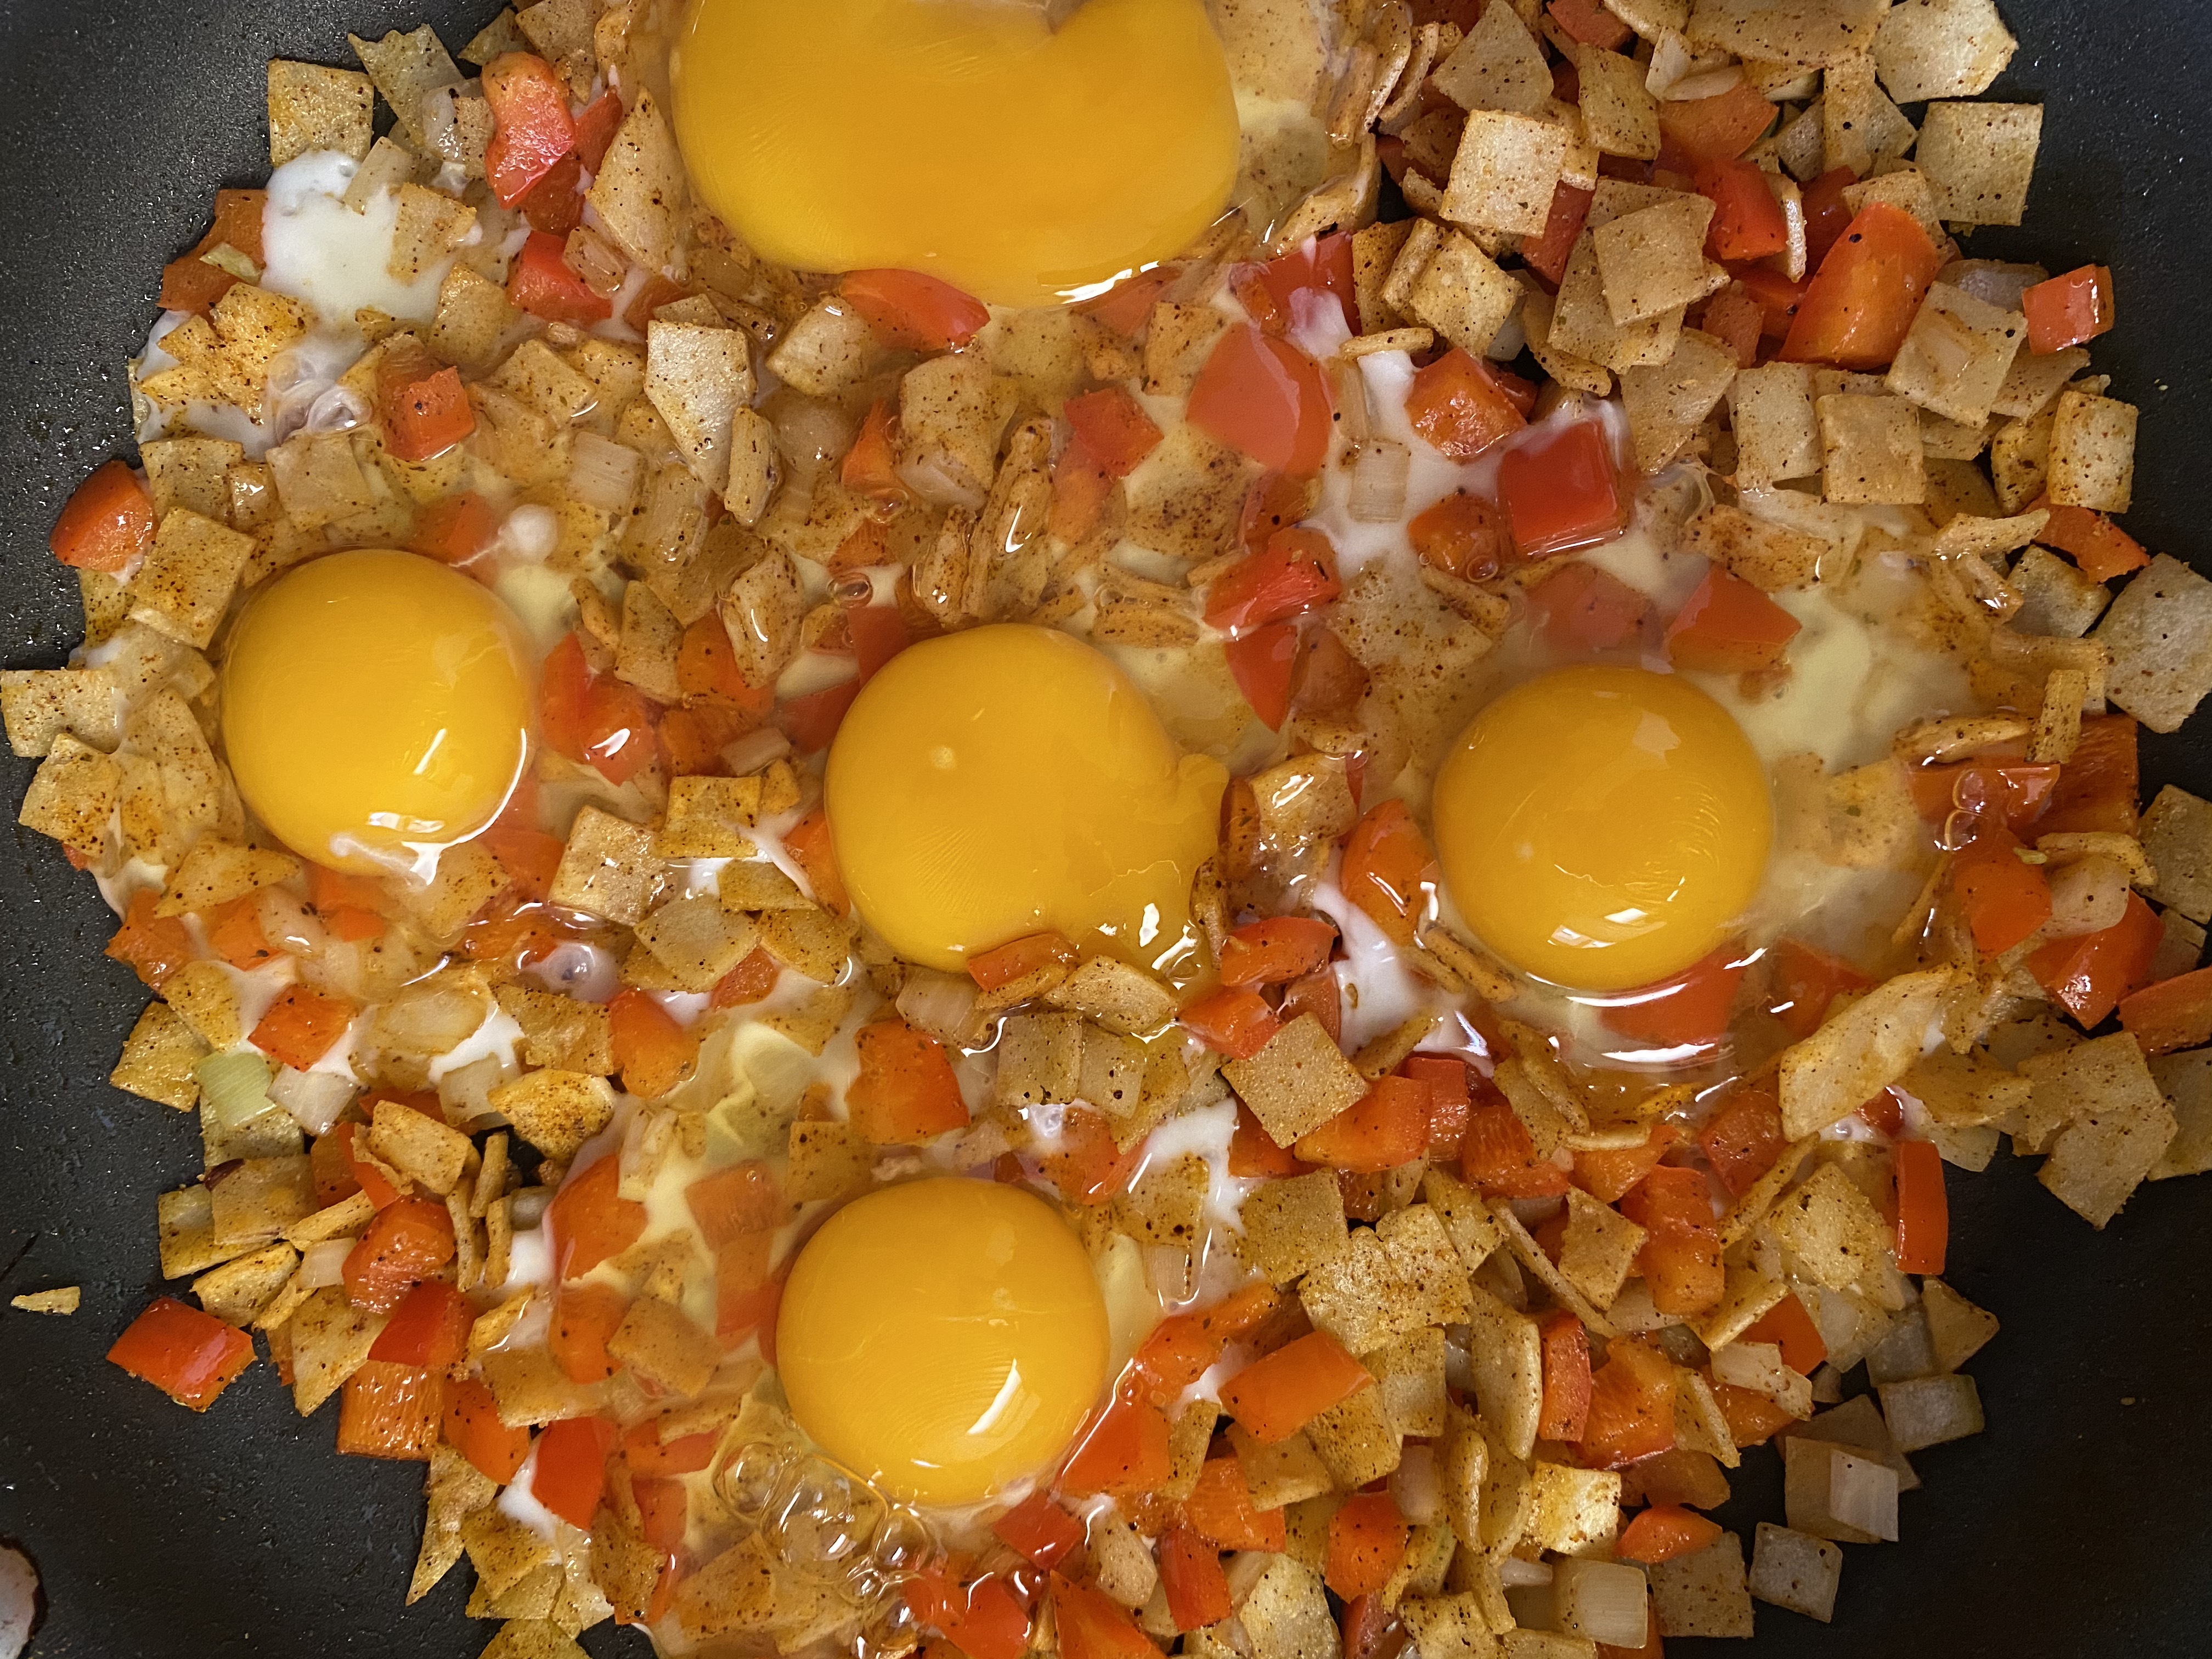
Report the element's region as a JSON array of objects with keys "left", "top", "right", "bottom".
[
  {"left": 1728, "top": 360, "right": 1821, "bottom": 488},
  {"left": 1223, "top": 1015, "right": 1369, "bottom": 1147},
  {"left": 1364, "top": 1327, "right": 1449, "bottom": 1437},
  {"left": 1764, "top": 1162, "right": 1894, "bottom": 1290},
  {"left": 1649, "top": 1532, "right": 1754, "bottom": 1638},
  {"left": 1575, "top": 43, "right": 1661, "bottom": 159},
  {"left": 1405, "top": 229, "right": 1523, "bottom": 358},
  {"left": 1816, "top": 392, "right": 1923, "bottom": 504},
  {"left": 586, "top": 92, "right": 687, "bottom": 271},
  {"left": 1873, "top": 0, "right": 2016, "bottom": 98},
  {"left": 1778, "top": 960, "right": 1955, "bottom": 1141},
  {"left": 1, "top": 667, "right": 120, "bottom": 759},
  {"left": 267, "top": 60, "right": 374, "bottom": 166},
  {"left": 349, "top": 26, "right": 463, "bottom": 149},
  {"left": 2011, "top": 545, "right": 2111, "bottom": 639},
  {"left": 2094, "top": 555, "right": 2212, "bottom": 734},
  {"left": 1239, "top": 1171, "right": 1351, "bottom": 1285},
  {"left": 1885, "top": 283, "right": 2026, "bottom": 429},
  {"left": 1680, "top": 503, "right": 1825, "bottom": 590},
  {"left": 1432, "top": 0, "right": 1550, "bottom": 113},
  {"left": 1306, "top": 1383, "right": 1403, "bottom": 1488},
  {"left": 1442, "top": 111, "right": 1568, "bottom": 236},
  {"left": 2038, "top": 1039, "right": 2175, "bottom": 1227},
  {"left": 129, "top": 510, "right": 254, "bottom": 648},
  {"left": 2045, "top": 388, "right": 2136, "bottom": 513},
  {"left": 1685, "top": 0, "right": 1886, "bottom": 66},
  {"left": 489, "top": 1070, "right": 617, "bottom": 1161},
  {"left": 1916, "top": 100, "right": 2041, "bottom": 226},
  {"left": 290, "top": 1284, "right": 391, "bottom": 1415},
  {"left": 1525, "top": 1462, "right": 1622, "bottom": 1557},
  {"left": 1299, "top": 1229, "right": 1427, "bottom": 1354},
  {"left": 1549, "top": 232, "right": 1682, "bottom": 371},
  {"left": 1621, "top": 328, "right": 1737, "bottom": 473},
  {"left": 110, "top": 1001, "right": 208, "bottom": 1110},
  {"left": 370, "top": 1097, "right": 474, "bottom": 1195},
  {"left": 1463, "top": 1282, "right": 1542, "bottom": 1460},
  {"left": 1594, "top": 198, "right": 1719, "bottom": 326},
  {"left": 548, "top": 806, "right": 656, "bottom": 924}
]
